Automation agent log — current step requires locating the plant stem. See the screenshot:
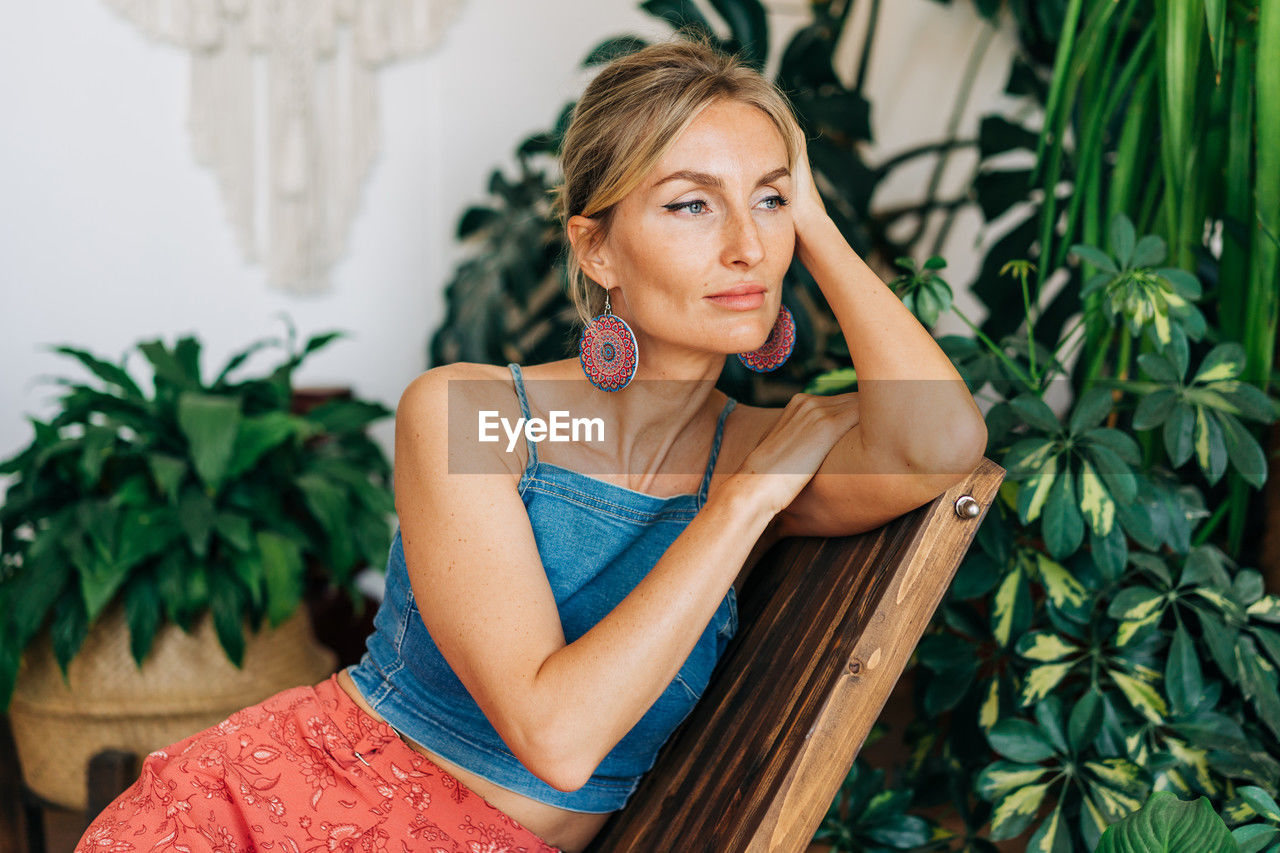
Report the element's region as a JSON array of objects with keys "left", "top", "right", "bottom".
[
  {"left": 1192, "top": 500, "right": 1231, "bottom": 547},
  {"left": 872, "top": 140, "right": 979, "bottom": 178},
  {"left": 948, "top": 306, "right": 1036, "bottom": 390},
  {"left": 1018, "top": 266, "right": 1039, "bottom": 385},
  {"left": 853, "top": 0, "right": 879, "bottom": 94}
]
